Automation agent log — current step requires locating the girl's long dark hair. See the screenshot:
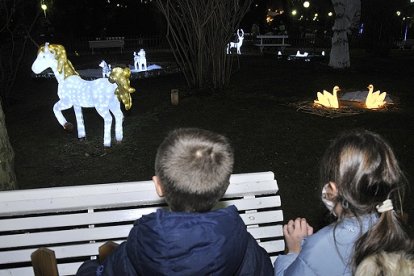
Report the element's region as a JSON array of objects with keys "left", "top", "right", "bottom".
[{"left": 320, "top": 129, "right": 413, "bottom": 273}]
